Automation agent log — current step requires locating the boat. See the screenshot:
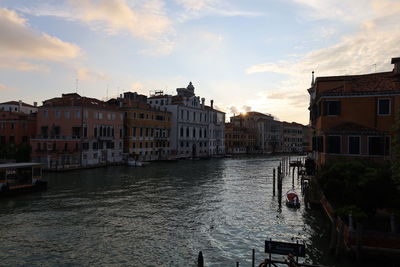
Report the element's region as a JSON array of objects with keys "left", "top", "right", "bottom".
[
  {"left": 0, "top": 163, "right": 47, "bottom": 197},
  {"left": 286, "top": 189, "right": 300, "bottom": 208},
  {"left": 127, "top": 159, "right": 144, "bottom": 167}
]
